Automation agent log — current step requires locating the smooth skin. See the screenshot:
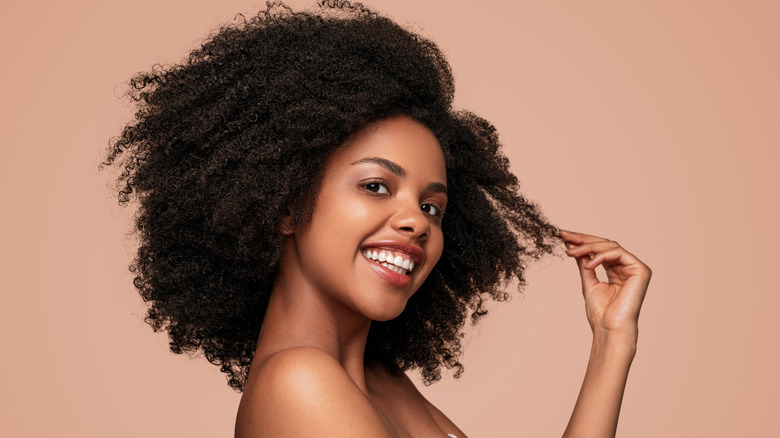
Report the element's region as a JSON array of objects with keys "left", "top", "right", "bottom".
[{"left": 234, "top": 116, "right": 652, "bottom": 437}]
